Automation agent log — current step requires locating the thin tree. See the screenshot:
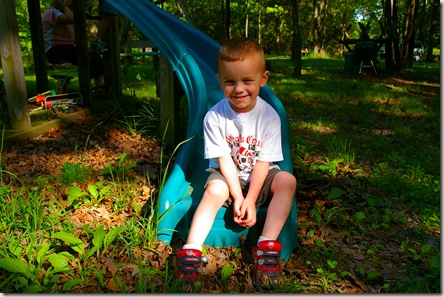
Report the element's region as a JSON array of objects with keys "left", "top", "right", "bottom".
[
  {"left": 313, "top": 0, "right": 327, "bottom": 56},
  {"left": 400, "top": 0, "right": 418, "bottom": 68},
  {"left": 425, "top": 0, "right": 439, "bottom": 61},
  {"left": 176, "top": 0, "right": 197, "bottom": 27},
  {"left": 382, "top": 0, "right": 400, "bottom": 71},
  {"left": 291, "top": 0, "right": 302, "bottom": 76},
  {"left": 245, "top": 0, "right": 249, "bottom": 37},
  {"left": 225, "top": 0, "right": 231, "bottom": 39}
]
